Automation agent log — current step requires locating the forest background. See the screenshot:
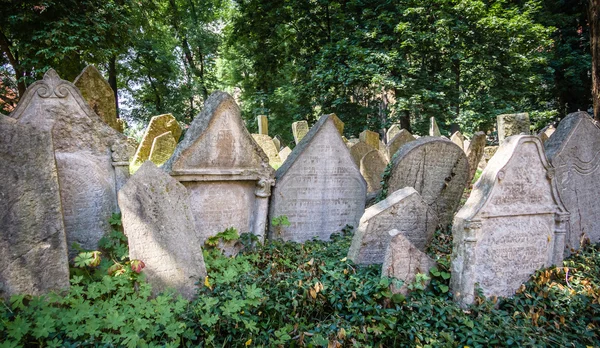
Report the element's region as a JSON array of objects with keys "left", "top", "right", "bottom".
[{"left": 0, "top": 0, "right": 594, "bottom": 144}]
